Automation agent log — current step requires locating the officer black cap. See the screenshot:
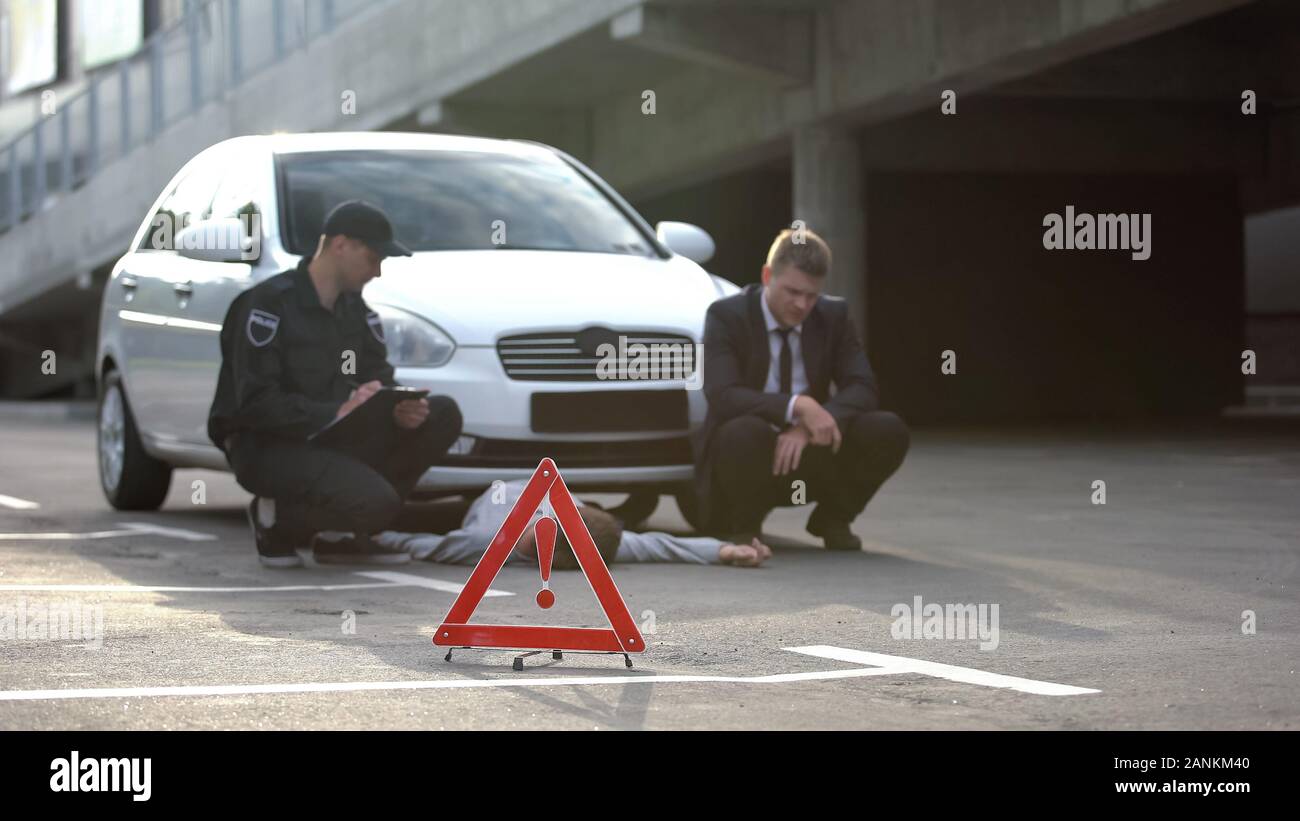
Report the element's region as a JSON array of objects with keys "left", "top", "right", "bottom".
[{"left": 321, "top": 200, "right": 412, "bottom": 257}]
